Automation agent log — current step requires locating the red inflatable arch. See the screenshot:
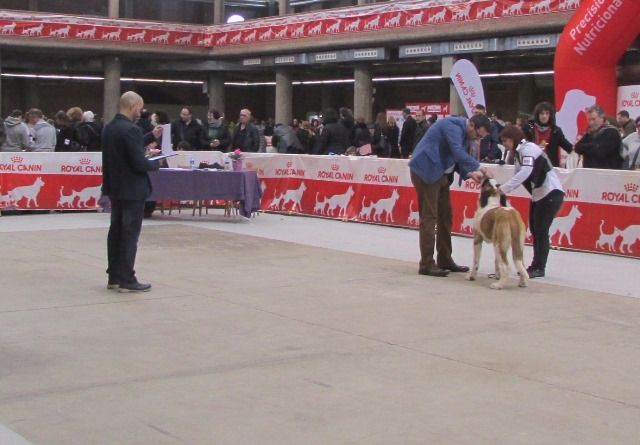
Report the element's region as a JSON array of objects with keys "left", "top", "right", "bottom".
[{"left": 554, "top": 0, "right": 640, "bottom": 141}]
